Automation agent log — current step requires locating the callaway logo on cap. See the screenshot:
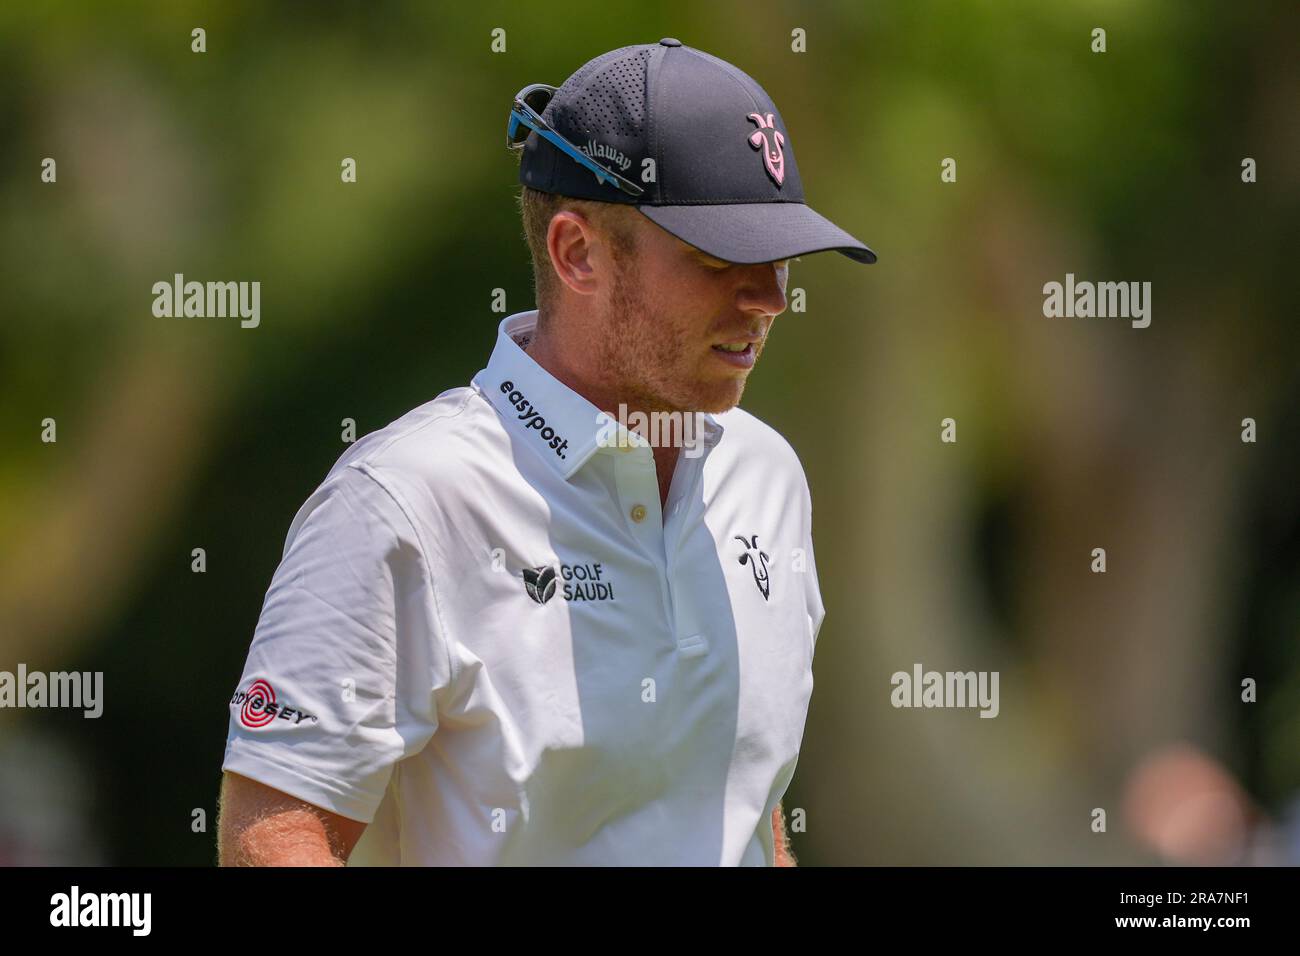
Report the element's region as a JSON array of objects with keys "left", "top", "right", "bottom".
[{"left": 507, "top": 38, "right": 877, "bottom": 266}]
